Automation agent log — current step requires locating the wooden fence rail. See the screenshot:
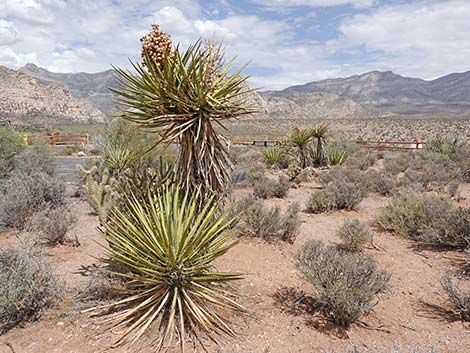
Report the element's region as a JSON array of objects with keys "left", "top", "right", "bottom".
[
  {"left": 27, "top": 133, "right": 91, "bottom": 146},
  {"left": 230, "top": 137, "right": 427, "bottom": 151}
]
